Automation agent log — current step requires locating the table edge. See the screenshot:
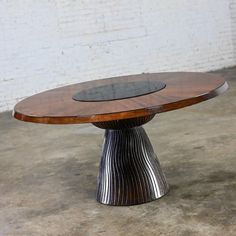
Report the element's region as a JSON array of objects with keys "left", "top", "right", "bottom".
[{"left": 13, "top": 81, "right": 229, "bottom": 125}]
